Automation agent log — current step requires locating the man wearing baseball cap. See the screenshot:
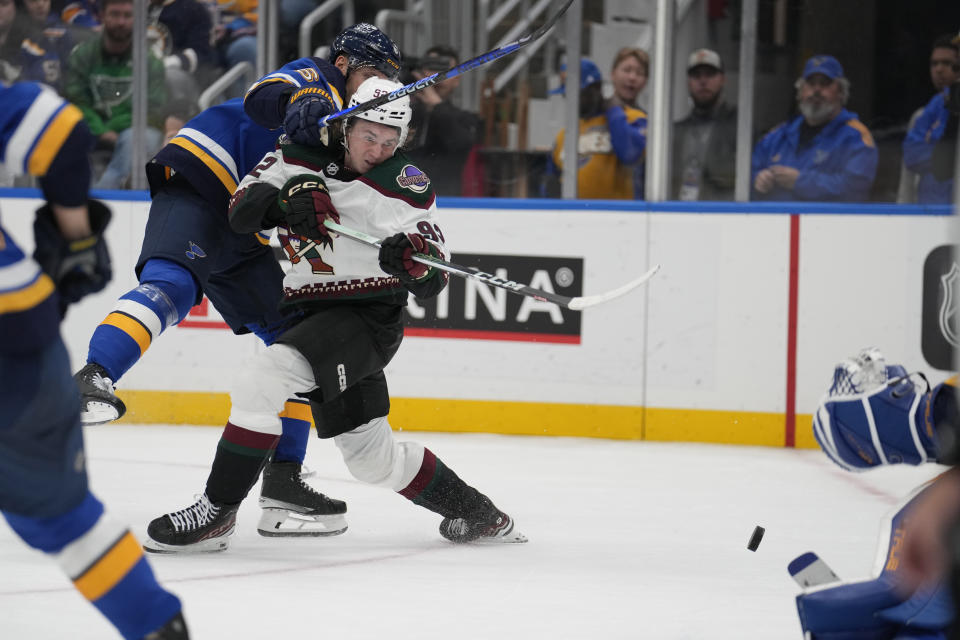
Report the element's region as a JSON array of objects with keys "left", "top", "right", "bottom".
[
  {"left": 671, "top": 48, "right": 738, "bottom": 201},
  {"left": 752, "top": 54, "right": 878, "bottom": 202},
  {"left": 547, "top": 57, "right": 647, "bottom": 199}
]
